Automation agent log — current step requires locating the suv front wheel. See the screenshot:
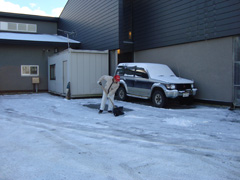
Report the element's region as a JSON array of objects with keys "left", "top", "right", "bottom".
[
  {"left": 116, "top": 86, "right": 127, "bottom": 101},
  {"left": 152, "top": 90, "right": 166, "bottom": 108}
]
